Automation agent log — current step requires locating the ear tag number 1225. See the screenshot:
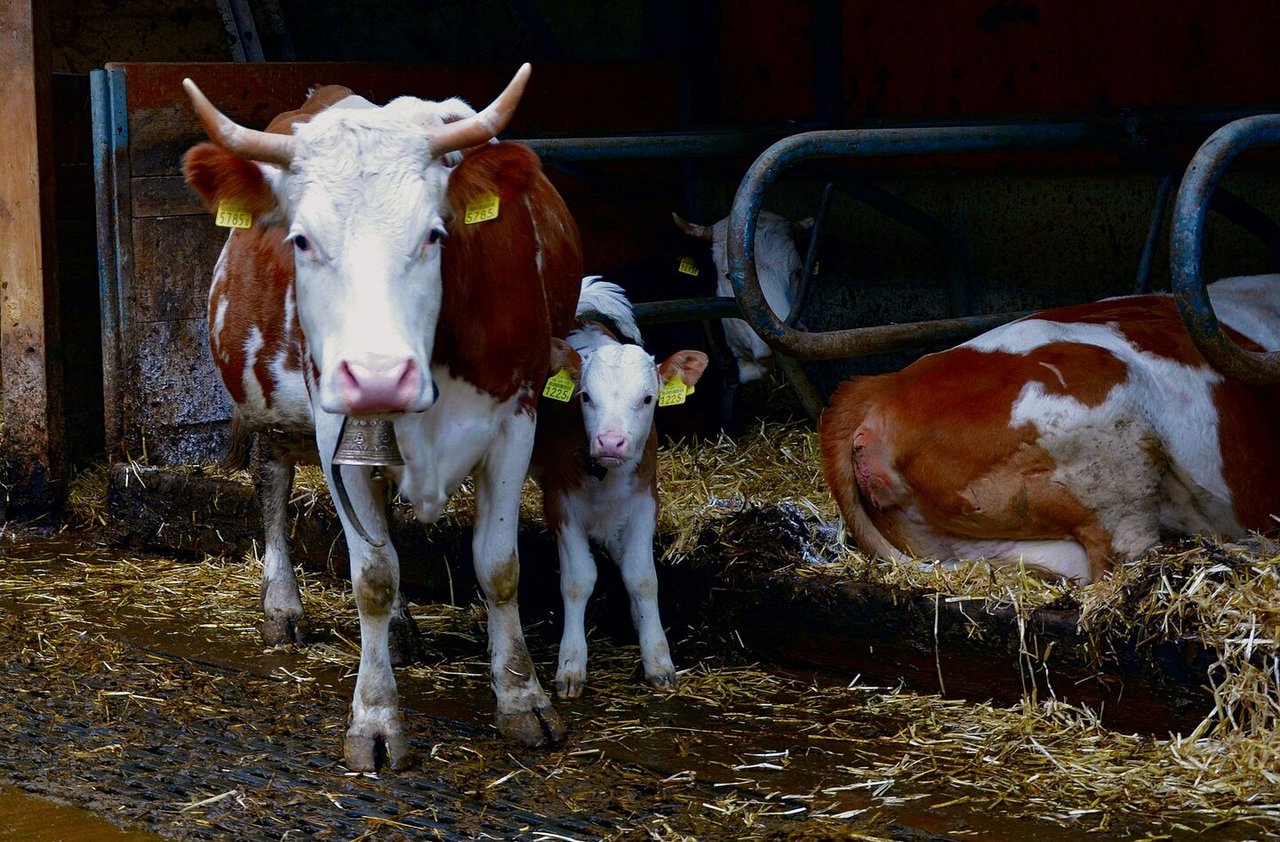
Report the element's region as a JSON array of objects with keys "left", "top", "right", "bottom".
[
  {"left": 658, "top": 376, "right": 693, "bottom": 407},
  {"left": 543, "top": 369, "right": 575, "bottom": 402}
]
